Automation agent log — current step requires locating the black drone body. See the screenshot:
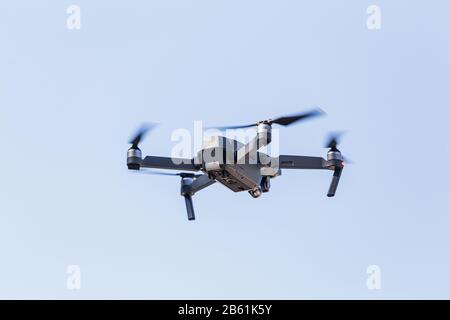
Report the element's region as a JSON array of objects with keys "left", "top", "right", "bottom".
[{"left": 127, "top": 109, "right": 346, "bottom": 221}]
